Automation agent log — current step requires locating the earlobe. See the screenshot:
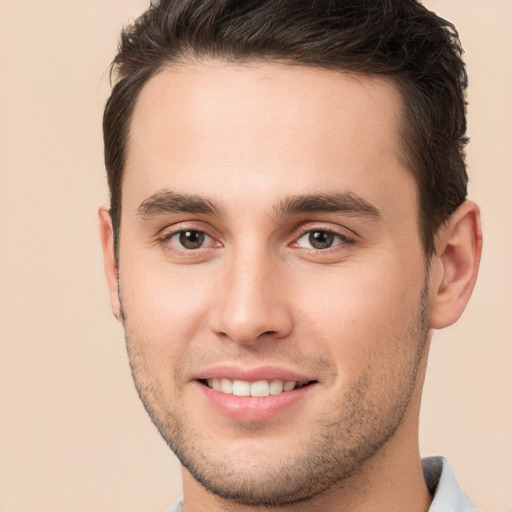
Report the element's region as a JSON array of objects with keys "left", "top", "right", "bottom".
[
  {"left": 429, "top": 201, "right": 482, "bottom": 329},
  {"left": 98, "top": 207, "right": 122, "bottom": 322}
]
